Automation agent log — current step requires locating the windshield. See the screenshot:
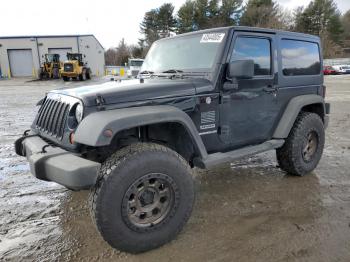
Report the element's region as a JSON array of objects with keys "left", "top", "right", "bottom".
[
  {"left": 141, "top": 32, "right": 226, "bottom": 73},
  {"left": 46, "top": 55, "right": 54, "bottom": 62},
  {"left": 46, "top": 54, "right": 59, "bottom": 63},
  {"left": 130, "top": 60, "right": 143, "bottom": 67},
  {"left": 67, "top": 54, "right": 81, "bottom": 61}
]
